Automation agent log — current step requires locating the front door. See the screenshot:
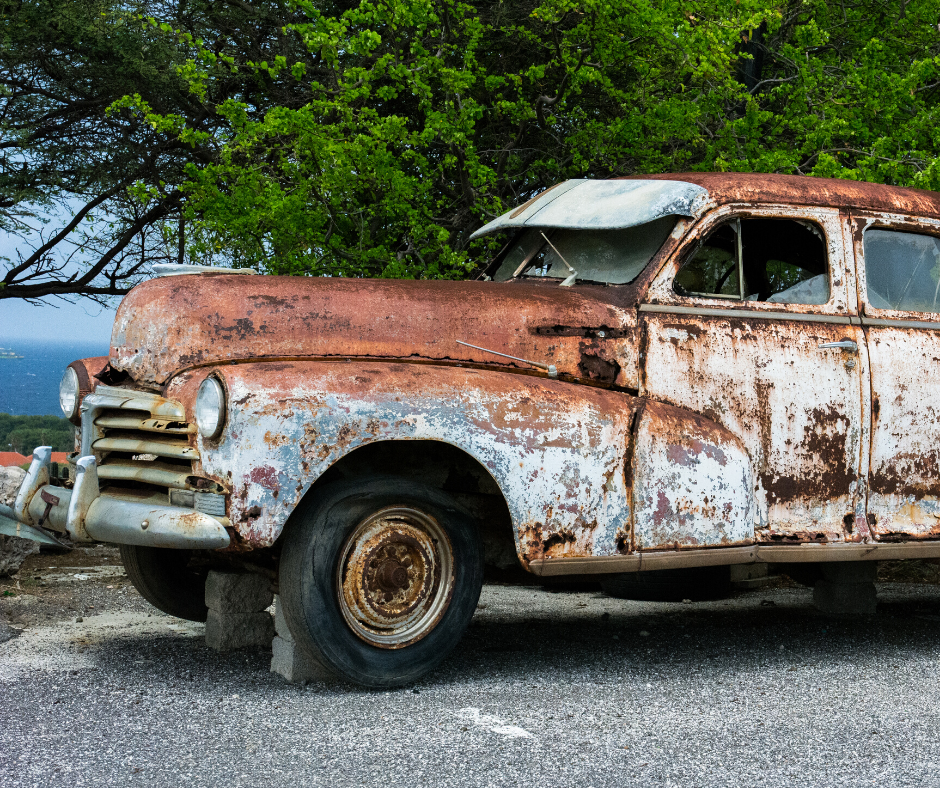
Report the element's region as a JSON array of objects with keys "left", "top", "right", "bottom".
[
  {"left": 639, "top": 205, "right": 867, "bottom": 548},
  {"left": 852, "top": 213, "right": 940, "bottom": 540}
]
